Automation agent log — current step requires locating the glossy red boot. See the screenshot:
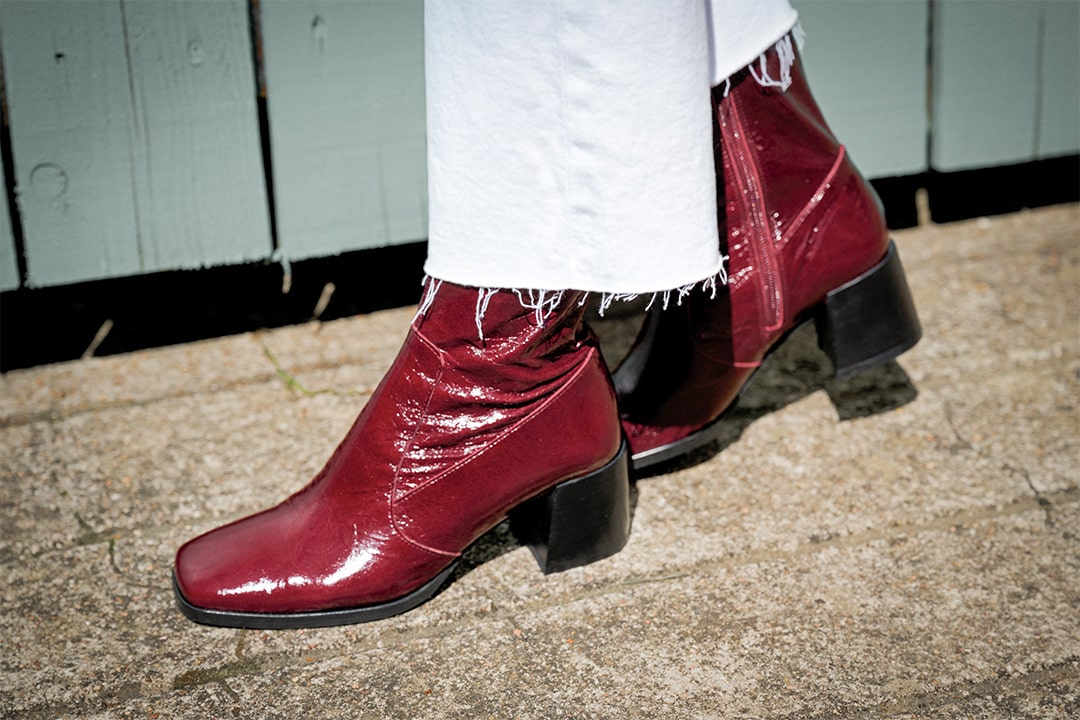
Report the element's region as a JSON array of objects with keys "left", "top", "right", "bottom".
[
  {"left": 174, "top": 282, "right": 629, "bottom": 628},
  {"left": 616, "top": 33, "right": 921, "bottom": 470}
]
